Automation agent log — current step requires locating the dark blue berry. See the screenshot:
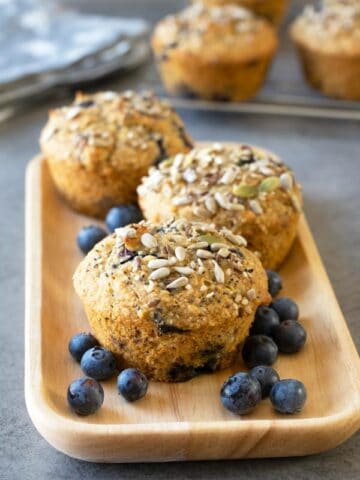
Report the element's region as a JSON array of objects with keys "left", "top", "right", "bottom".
[
  {"left": 68, "top": 332, "right": 99, "bottom": 362},
  {"left": 105, "top": 204, "right": 143, "bottom": 232},
  {"left": 81, "top": 346, "right": 117, "bottom": 381},
  {"left": 242, "top": 335, "right": 278, "bottom": 368},
  {"left": 270, "top": 297, "right": 299, "bottom": 322},
  {"left": 77, "top": 225, "right": 107, "bottom": 254},
  {"left": 67, "top": 376, "right": 104, "bottom": 416},
  {"left": 249, "top": 365, "right": 280, "bottom": 398},
  {"left": 250, "top": 306, "right": 280, "bottom": 336},
  {"left": 270, "top": 379, "right": 307, "bottom": 414},
  {"left": 220, "top": 372, "right": 262, "bottom": 415},
  {"left": 117, "top": 368, "right": 148, "bottom": 402},
  {"left": 272, "top": 320, "right": 307, "bottom": 353},
  {"left": 266, "top": 269, "right": 283, "bottom": 297}
]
